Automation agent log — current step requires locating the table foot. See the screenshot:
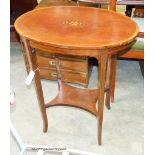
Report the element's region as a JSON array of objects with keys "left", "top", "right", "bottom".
[
  {"left": 98, "top": 118, "right": 102, "bottom": 145},
  {"left": 46, "top": 81, "right": 98, "bottom": 116},
  {"left": 43, "top": 125, "right": 48, "bottom": 133},
  {"left": 111, "top": 96, "right": 114, "bottom": 103}
]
